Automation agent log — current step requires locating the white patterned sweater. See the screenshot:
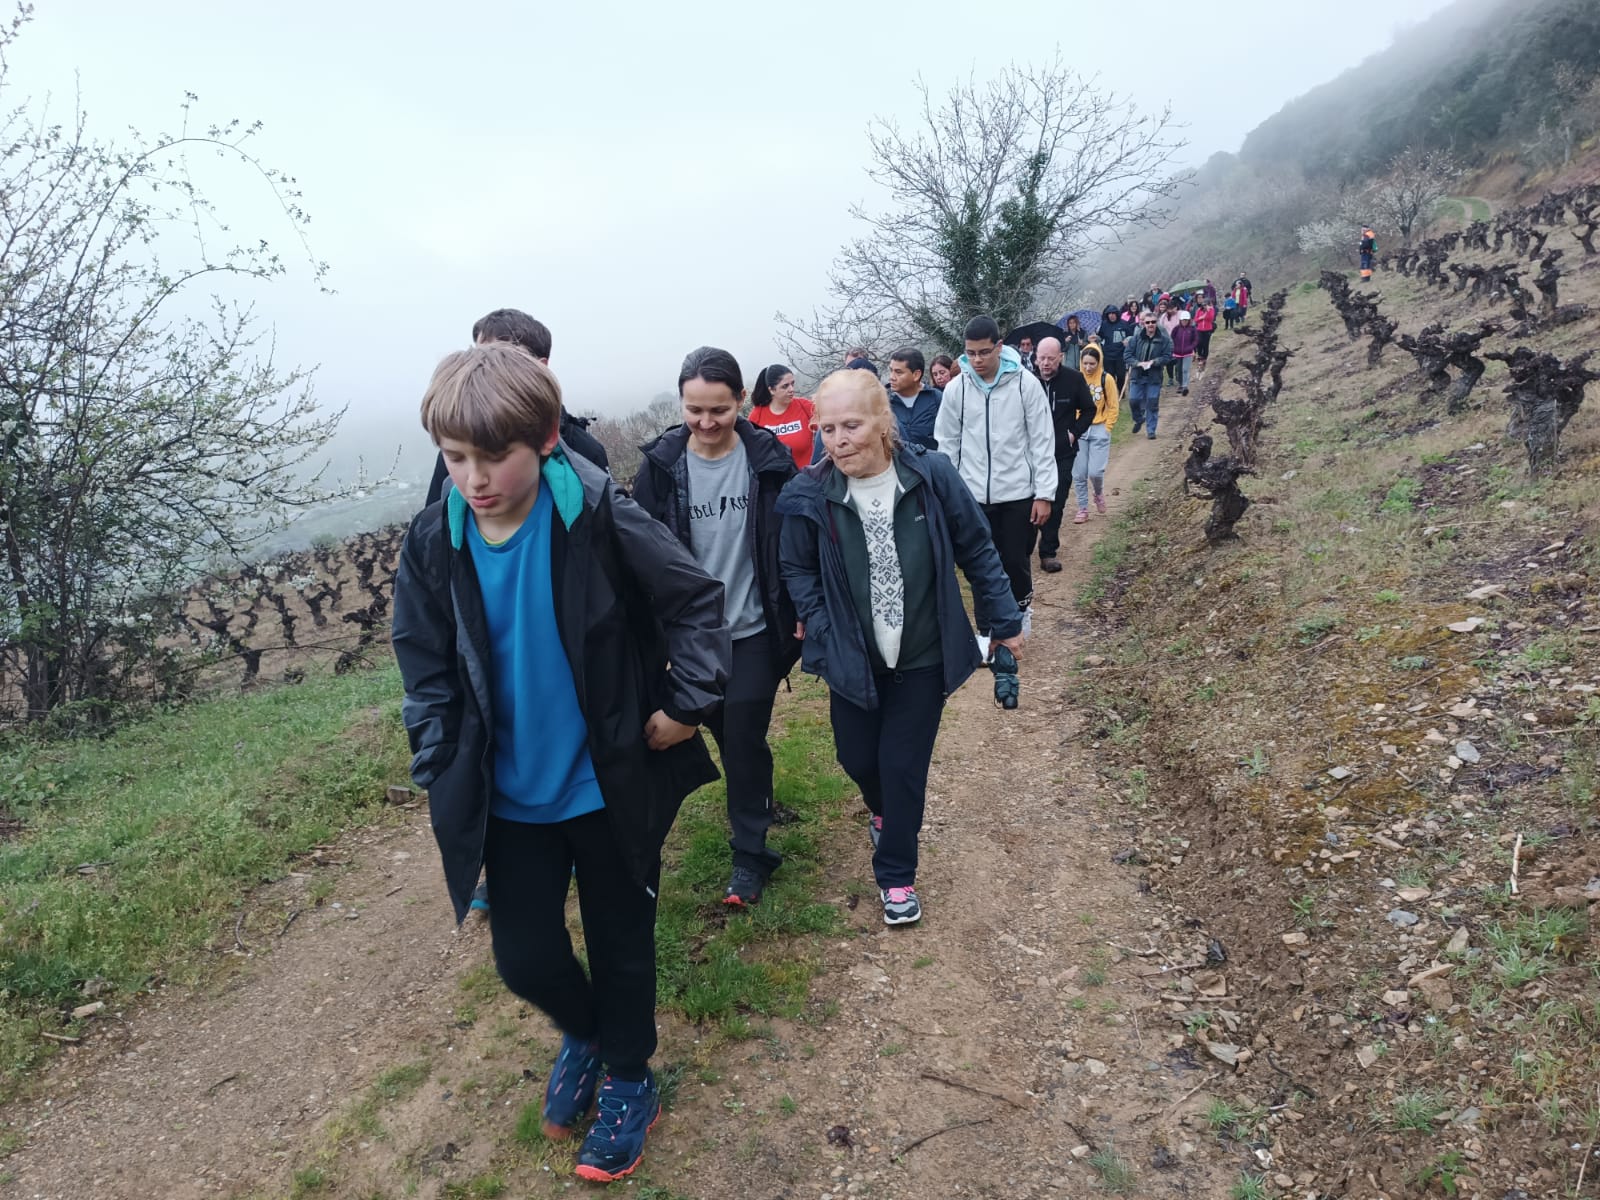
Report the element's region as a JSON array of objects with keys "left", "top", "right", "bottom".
[{"left": 845, "top": 464, "right": 905, "bottom": 668}]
